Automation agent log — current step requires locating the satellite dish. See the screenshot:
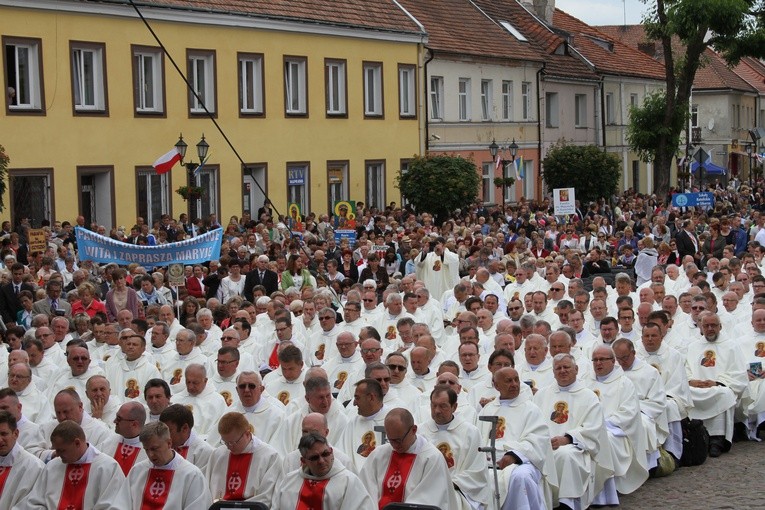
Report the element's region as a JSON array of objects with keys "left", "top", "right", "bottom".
[{"left": 708, "top": 118, "right": 715, "bottom": 131}]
